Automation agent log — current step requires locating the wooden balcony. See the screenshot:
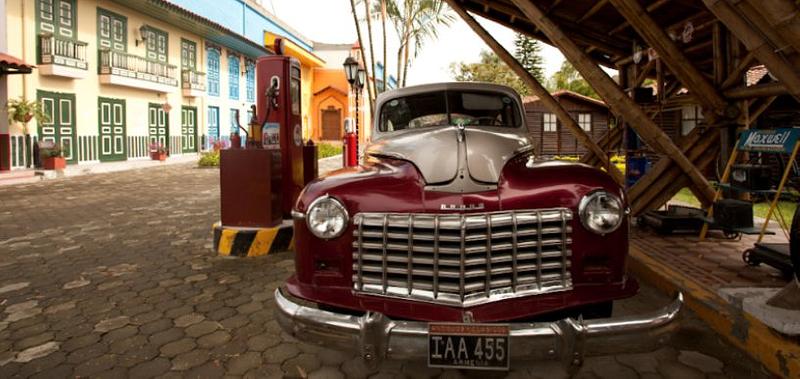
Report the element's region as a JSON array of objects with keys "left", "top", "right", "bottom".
[
  {"left": 181, "top": 69, "right": 206, "bottom": 97},
  {"left": 98, "top": 49, "right": 178, "bottom": 93},
  {"left": 38, "top": 33, "right": 89, "bottom": 79}
]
